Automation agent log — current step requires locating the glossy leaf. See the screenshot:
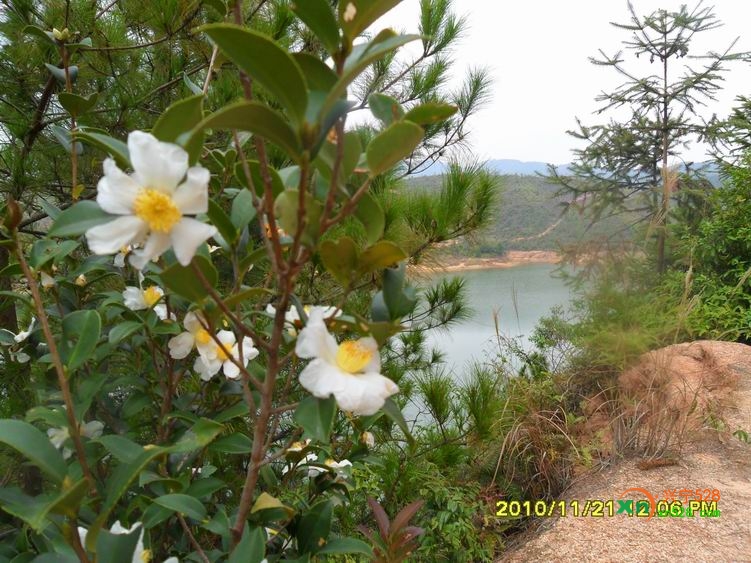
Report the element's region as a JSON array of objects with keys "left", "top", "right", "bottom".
[
  {"left": 293, "top": 395, "right": 336, "bottom": 443},
  {"left": 273, "top": 190, "right": 323, "bottom": 247},
  {"left": 339, "top": 0, "right": 402, "bottom": 40},
  {"left": 319, "top": 237, "right": 359, "bottom": 285},
  {"left": 292, "top": 53, "right": 338, "bottom": 92},
  {"left": 49, "top": 125, "right": 82, "bottom": 154},
  {"left": 58, "top": 92, "right": 98, "bottom": 117},
  {"left": 94, "top": 524, "right": 142, "bottom": 563},
  {"left": 48, "top": 201, "right": 114, "bottom": 238},
  {"left": 153, "top": 494, "right": 207, "bottom": 521},
  {"left": 231, "top": 189, "right": 257, "bottom": 229},
  {"left": 108, "top": 321, "right": 143, "bottom": 345},
  {"left": 317, "top": 537, "right": 374, "bottom": 556},
  {"left": 172, "top": 418, "right": 224, "bottom": 452},
  {"left": 74, "top": 131, "right": 130, "bottom": 169},
  {"left": 61, "top": 310, "right": 101, "bottom": 371},
  {"left": 367, "top": 121, "right": 423, "bottom": 175},
  {"left": 354, "top": 191, "right": 385, "bottom": 244},
  {"left": 96, "top": 435, "right": 144, "bottom": 464},
  {"left": 404, "top": 102, "right": 457, "bottom": 125},
  {"left": 291, "top": 0, "right": 340, "bottom": 53},
  {"left": 234, "top": 160, "right": 285, "bottom": 198},
  {"left": 201, "top": 24, "right": 307, "bottom": 123},
  {"left": 45, "top": 63, "right": 77, "bottom": 84},
  {"left": 193, "top": 101, "right": 301, "bottom": 160},
  {"left": 160, "top": 255, "right": 218, "bottom": 303},
  {"left": 368, "top": 93, "right": 404, "bottom": 125},
  {"left": 228, "top": 526, "right": 265, "bottom": 563},
  {"left": 358, "top": 241, "right": 407, "bottom": 274},
  {"left": 0, "top": 420, "right": 66, "bottom": 484},
  {"left": 210, "top": 433, "right": 252, "bottom": 454},
  {"left": 382, "top": 398, "right": 414, "bottom": 444},
  {"left": 297, "top": 500, "right": 333, "bottom": 553},
  {"left": 208, "top": 200, "right": 237, "bottom": 244},
  {"left": 152, "top": 95, "right": 205, "bottom": 163},
  {"left": 29, "top": 240, "right": 79, "bottom": 269}
]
